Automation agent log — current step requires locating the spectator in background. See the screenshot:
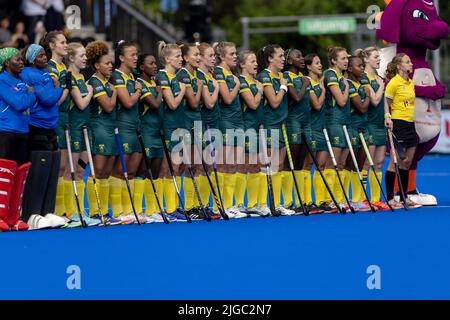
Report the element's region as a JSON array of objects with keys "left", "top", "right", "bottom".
[
  {"left": 21, "top": 0, "right": 47, "bottom": 45},
  {"left": 44, "top": 0, "right": 65, "bottom": 33},
  {"left": 0, "top": 16, "right": 11, "bottom": 45},
  {"left": 10, "top": 21, "right": 29, "bottom": 48}
]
